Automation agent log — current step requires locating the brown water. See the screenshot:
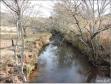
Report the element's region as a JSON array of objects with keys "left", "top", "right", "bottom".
[{"left": 30, "top": 43, "right": 111, "bottom": 83}]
